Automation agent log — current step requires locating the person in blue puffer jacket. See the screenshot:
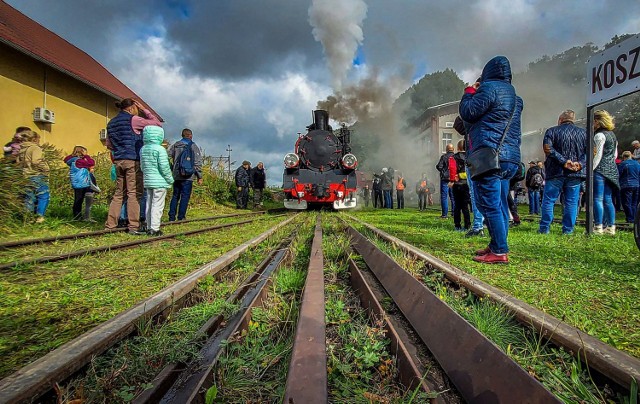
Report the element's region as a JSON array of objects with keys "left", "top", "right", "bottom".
[
  {"left": 64, "top": 146, "right": 96, "bottom": 221},
  {"left": 459, "top": 55, "right": 523, "bottom": 264},
  {"left": 140, "top": 126, "right": 174, "bottom": 236}
]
